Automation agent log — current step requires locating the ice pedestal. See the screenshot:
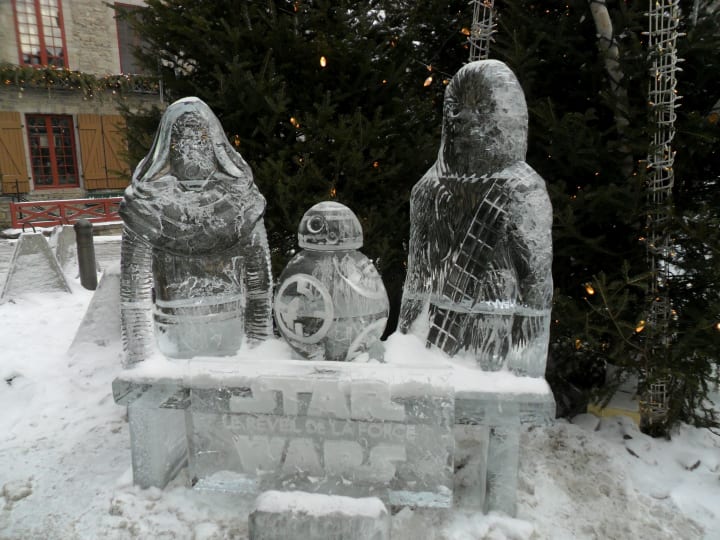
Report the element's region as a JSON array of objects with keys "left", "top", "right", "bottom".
[
  {"left": 116, "top": 358, "right": 455, "bottom": 507},
  {"left": 452, "top": 371, "right": 555, "bottom": 515},
  {"left": 113, "top": 380, "right": 189, "bottom": 488},
  {"left": 452, "top": 422, "right": 520, "bottom": 515},
  {"left": 126, "top": 385, "right": 188, "bottom": 488},
  {"left": 486, "top": 422, "right": 521, "bottom": 515},
  {"left": 113, "top": 351, "right": 554, "bottom": 515},
  {"left": 249, "top": 490, "right": 390, "bottom": 540}
]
